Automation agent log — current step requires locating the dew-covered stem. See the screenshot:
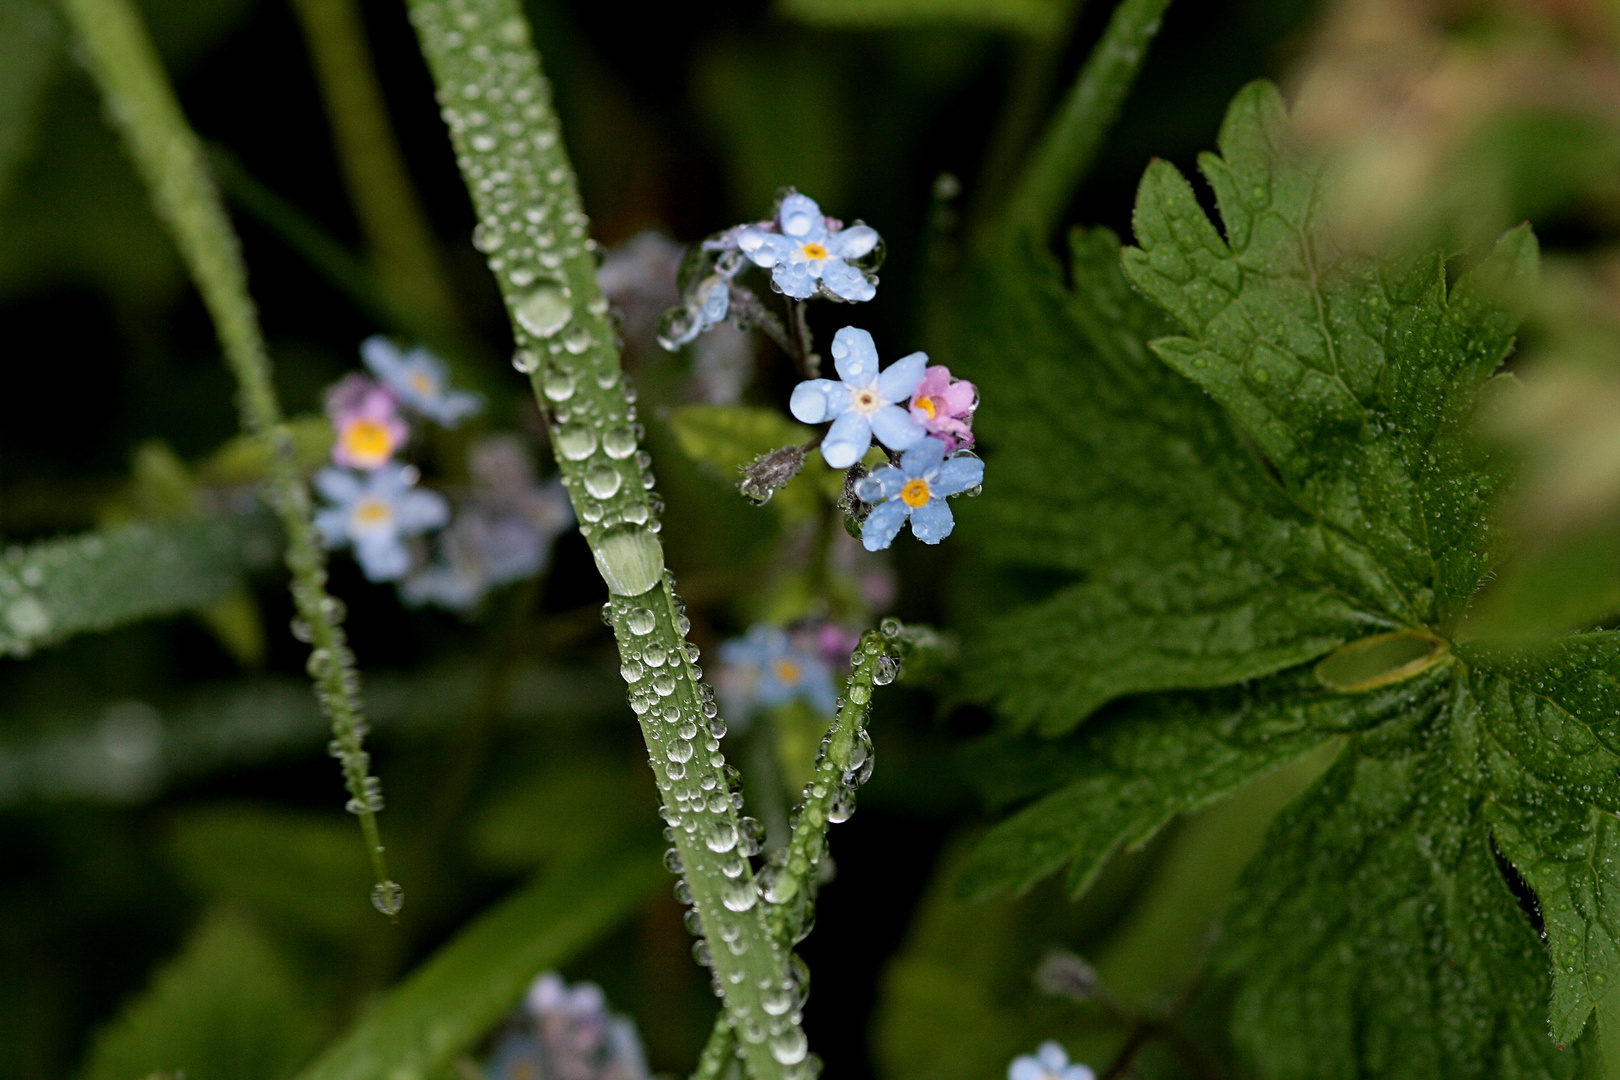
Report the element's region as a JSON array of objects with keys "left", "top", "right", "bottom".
[
  {"left": 1003, "top": 0, "right": 1173, "bottom": 240},
  {"left": 59, "top": 0, "right": 400, "bottom": 914},
  {"left": 402, "top": 1, "right": 807, "bottom": 1075}
]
